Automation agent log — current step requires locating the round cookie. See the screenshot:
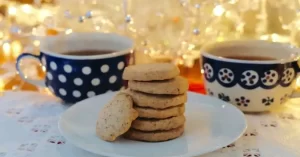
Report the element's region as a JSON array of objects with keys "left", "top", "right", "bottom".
[
  {"left": 124, "top": 126, "right": 184, "bottom": 142},
  {"left": 134, "top": 105, "right": 185, "bottom": 119},
  {"left": 122, "top": 63, "right": 180, "bottom": 81},
  {"left": 96, "top": 93, "right": 138, "bottom": 142},
  {"left": 128, "top": 76, "right": 189, "bottom": 95},
  {"left": 131, "top": 115, "right": 185, "bottom": 131},
  {"left": 127, "top": 89, "right": 187, "bottom": 109}
]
